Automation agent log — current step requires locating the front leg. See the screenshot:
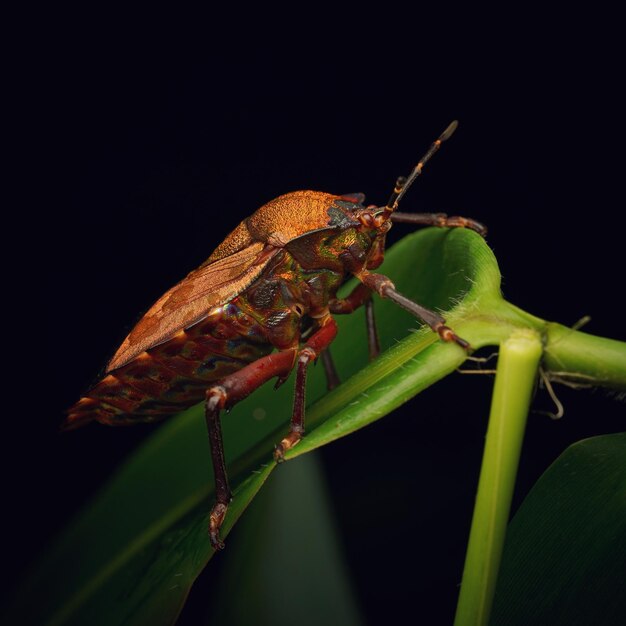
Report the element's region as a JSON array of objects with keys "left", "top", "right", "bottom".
[
  {"left": 357, "top": 270, "right": 470, "bottom": 350},
  {"left": 391, "top": 211, "right": 487, "bottom": 236}
]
